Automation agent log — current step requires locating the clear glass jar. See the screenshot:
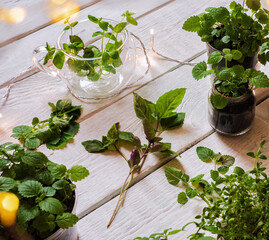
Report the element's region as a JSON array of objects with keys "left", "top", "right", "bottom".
[{"left": 208, "top": 87, "right": 256, "bottom": 136}]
